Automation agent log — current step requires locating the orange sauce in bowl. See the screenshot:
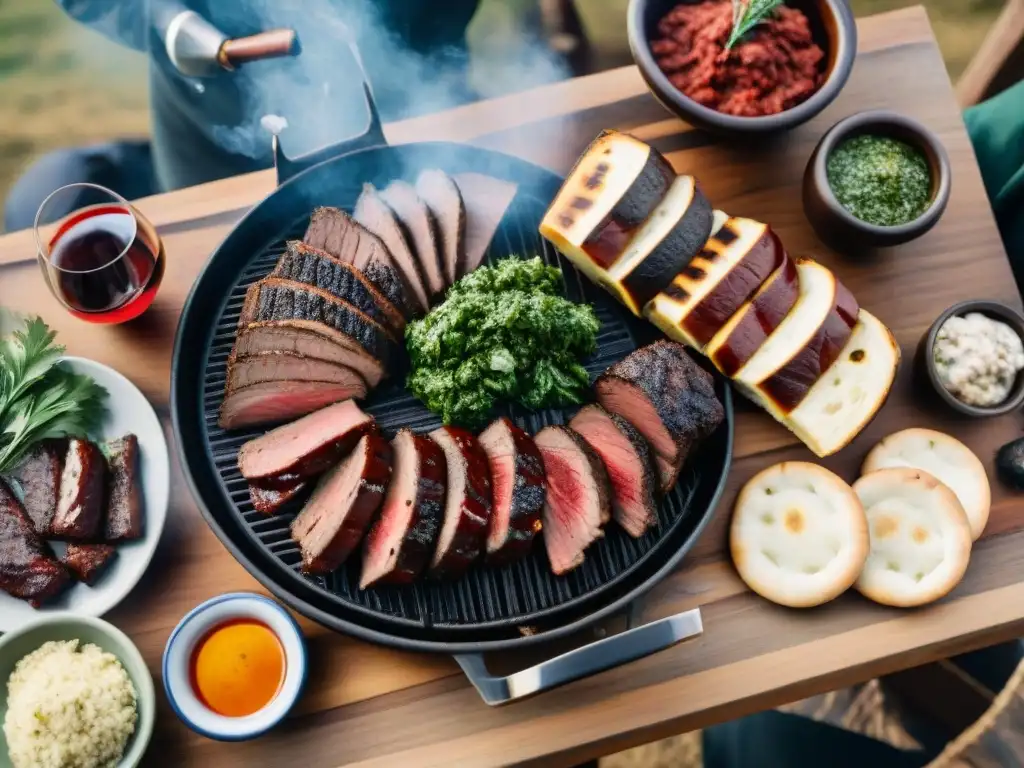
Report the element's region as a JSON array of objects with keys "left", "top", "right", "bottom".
[{"left": 189, "top": 619, "right": 285, "bottom": 717}]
